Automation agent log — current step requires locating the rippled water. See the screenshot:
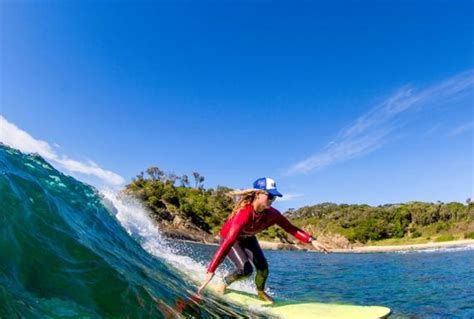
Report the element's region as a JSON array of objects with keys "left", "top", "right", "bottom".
[{"left": 180, "top": 240, "right": 474, "bottom": 318}]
